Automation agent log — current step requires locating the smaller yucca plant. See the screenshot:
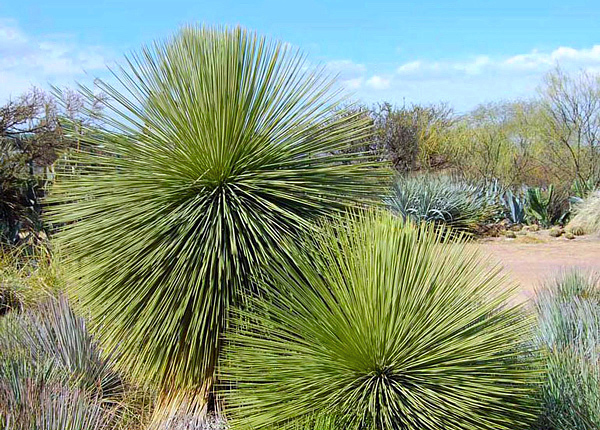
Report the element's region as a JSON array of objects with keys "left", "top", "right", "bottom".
[
  {"left": 0, "top": 295, "right": 129, "bottom": 429},
  {"left": 18, "top": 295, "right": 124, "bottom": 400},
  {"left": 222, "top": 211, "right": 539, "bottom": 430}
]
